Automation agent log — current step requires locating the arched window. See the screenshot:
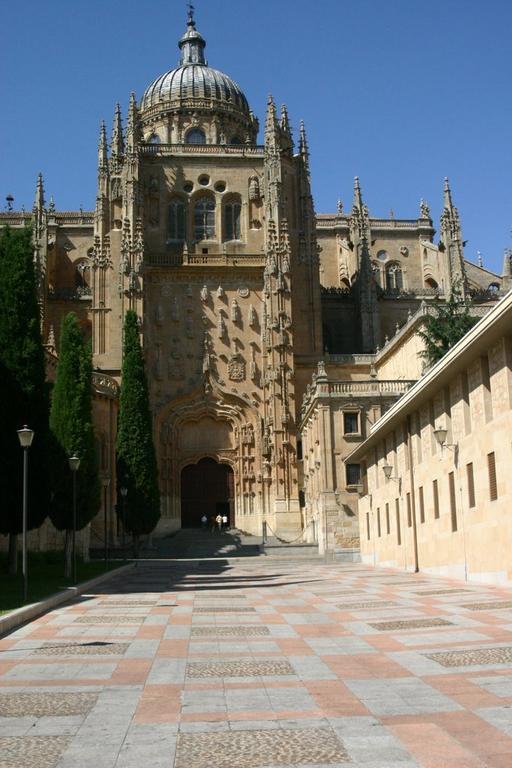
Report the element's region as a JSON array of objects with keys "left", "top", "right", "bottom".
[
  {"left": 186, "top": 128, "right": 206, "bottom": 145},
  {"left": 424, "top": 277, "right": 439, "bottom": 291},
  {"left": 148, "top": 133, "right": 161, "bottom": 144},
  {"left": 488, "top": 282, "right": 500, "bottom": 294},
  {"left": 229, "top": 136, "right": 242, "bottom": 145},
  {"left": 224, "top": 197, "right": 242, "bottom": 241},
  {"left": 194, "top": 196, "right": 215, "bottom": 240},
  {"left": 385, "top": 262, "right": 403, "bottom": 291},
  {"left": 168, "top": 198, "right": 186, "bottom": 241}
]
